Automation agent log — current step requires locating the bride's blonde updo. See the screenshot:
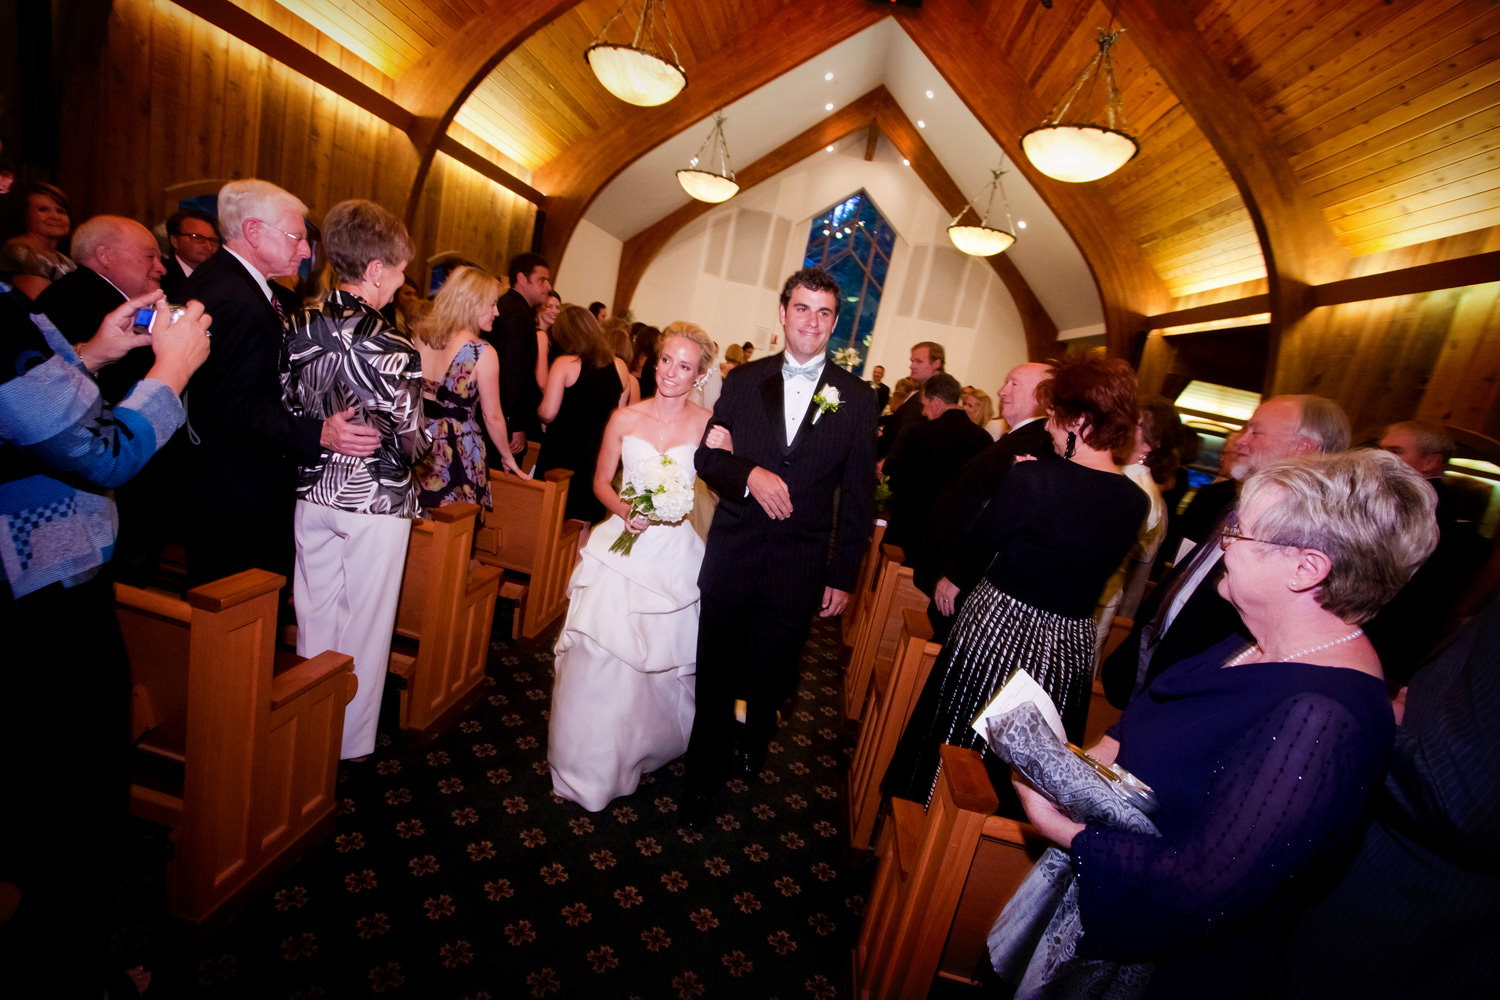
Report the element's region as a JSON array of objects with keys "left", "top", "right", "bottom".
[{"left": 660, "top": 321, "right": 716, "bottom": 376}]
